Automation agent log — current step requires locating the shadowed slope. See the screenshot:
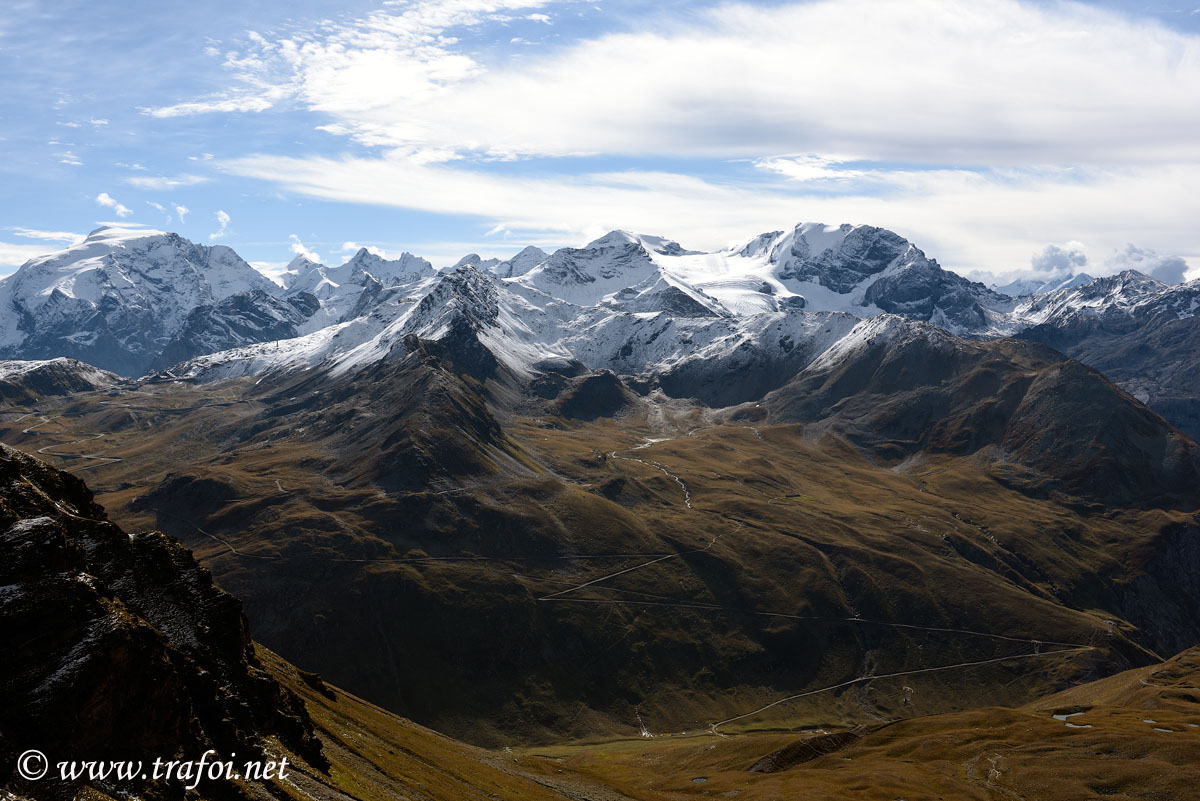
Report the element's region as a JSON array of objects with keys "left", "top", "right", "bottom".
[{"left": 767, "top": 316, "right": 1200, "bottom": 508}]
